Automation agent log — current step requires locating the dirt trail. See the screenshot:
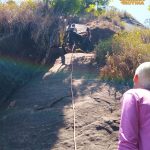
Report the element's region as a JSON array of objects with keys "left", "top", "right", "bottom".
[{"left": 0, "top": 53, "right": 121, "bottom": 150}]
